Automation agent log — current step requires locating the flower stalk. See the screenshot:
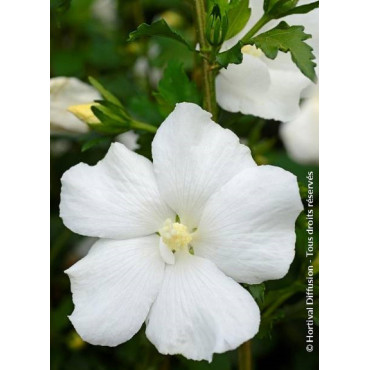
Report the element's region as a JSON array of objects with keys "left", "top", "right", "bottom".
[
  {"left": 241, "top": 15, "right": 270, "bottom": 44},
  {"left": 238, "top": 340, "right": 253, "bottom": 370},
  {"left": 193, "top": 0, "right": 218, "bottom": 119}
]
